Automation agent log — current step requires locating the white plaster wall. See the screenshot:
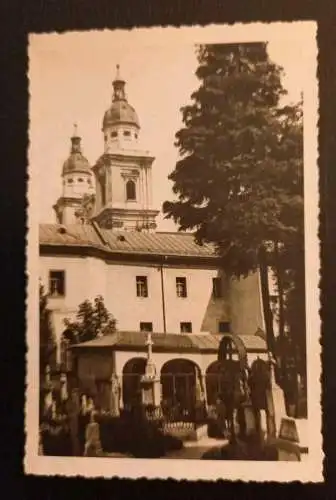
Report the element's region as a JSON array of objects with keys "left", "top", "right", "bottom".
[
  {"left": 40, "top": 255, "right": 89, "bottom": 312},
  {"left": 104, "top": 125, "right": 139, "bottom": 153},
  {"left": 61, "top": 205, "right": 79, "bottom": 225},
  {"left": 114, "top": 350, "right": 215, "bottom": 376},
  {"left": 108, "top": 159, "right": 153, "bottom": 213},
  {"left": 40, "top": 254, "right": 264, "bottom": 346},
  {"left": 105, "top": 262, "right": 164, "bottom": 332},
  {"left": 162, "top": 266, "right": 230, "bottom": 334},
  {"left": 230, "top": 272, "right": 264, "bottom": 335},
  {"left": 77, "top": 351, "right": 114, "bottom": 381},
  {"left": 86, "top": 257, "right": 108, "bottom": 303},
  {"left": 63, "top": 174, "right": 93, "bottom": 198}
]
